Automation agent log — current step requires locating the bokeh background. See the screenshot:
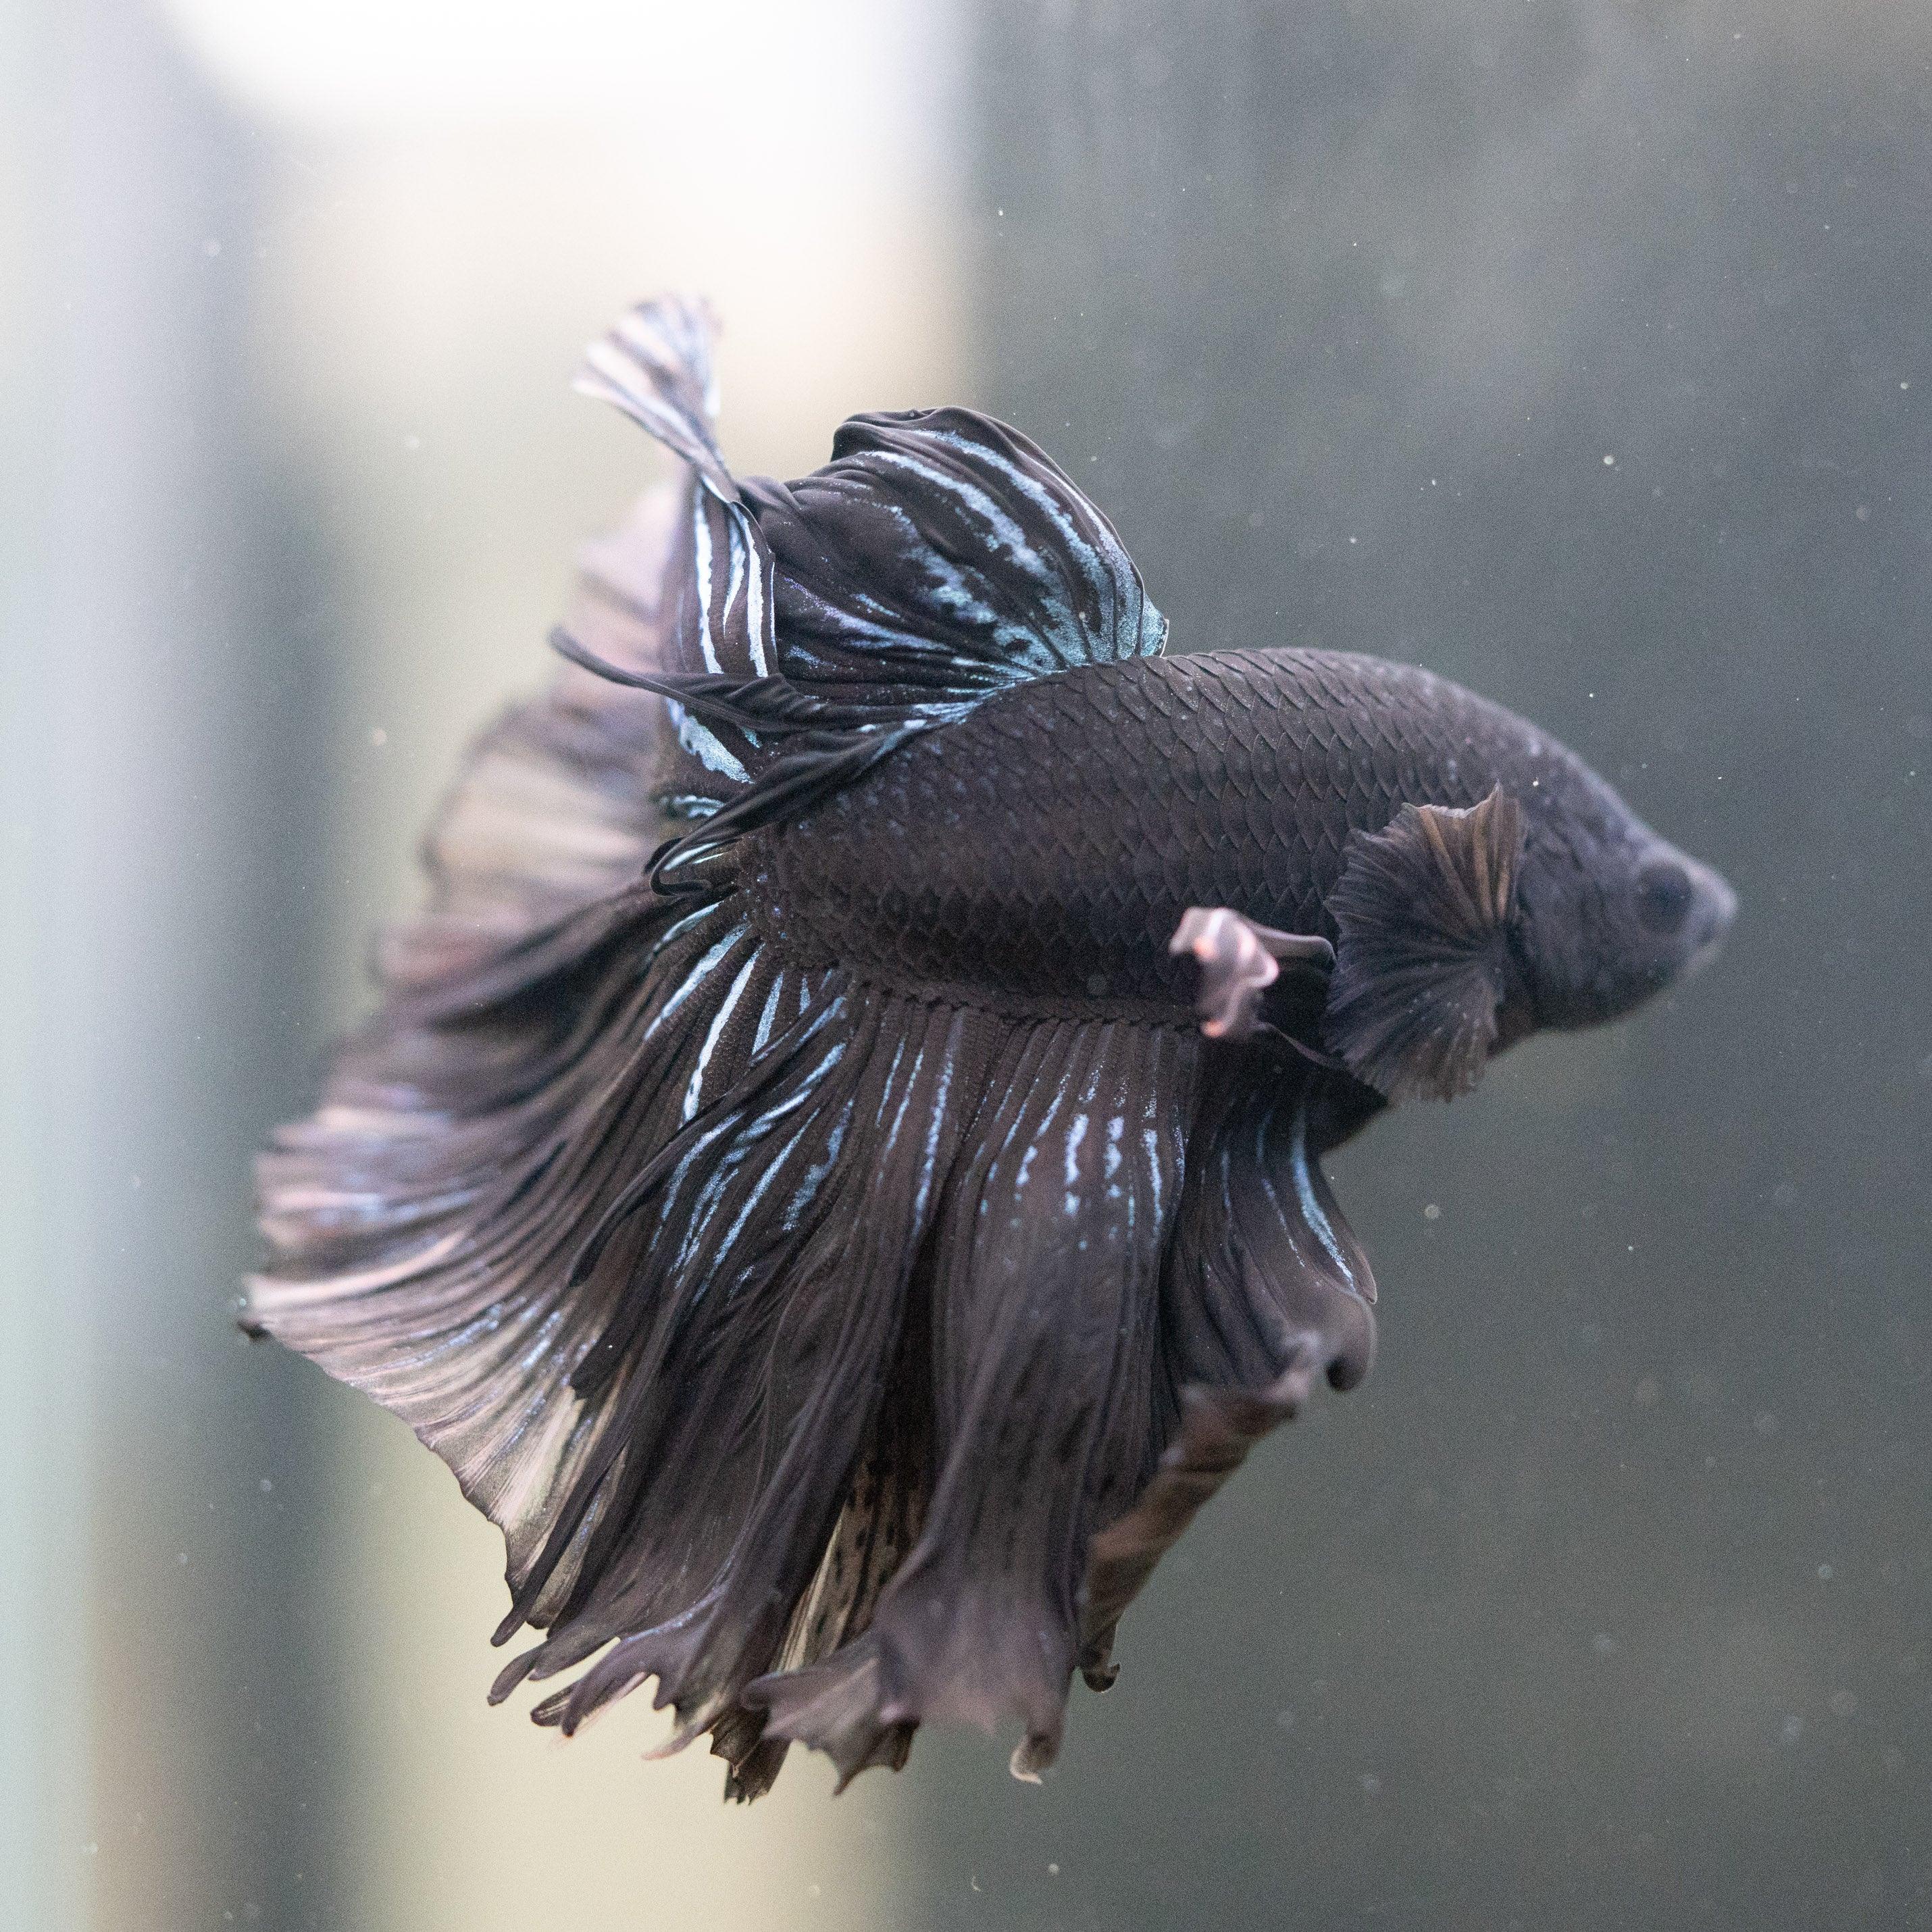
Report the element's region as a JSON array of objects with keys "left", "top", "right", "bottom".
[{"left": 5, "top": 1, "right": 1929, "bottom": 1927}]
